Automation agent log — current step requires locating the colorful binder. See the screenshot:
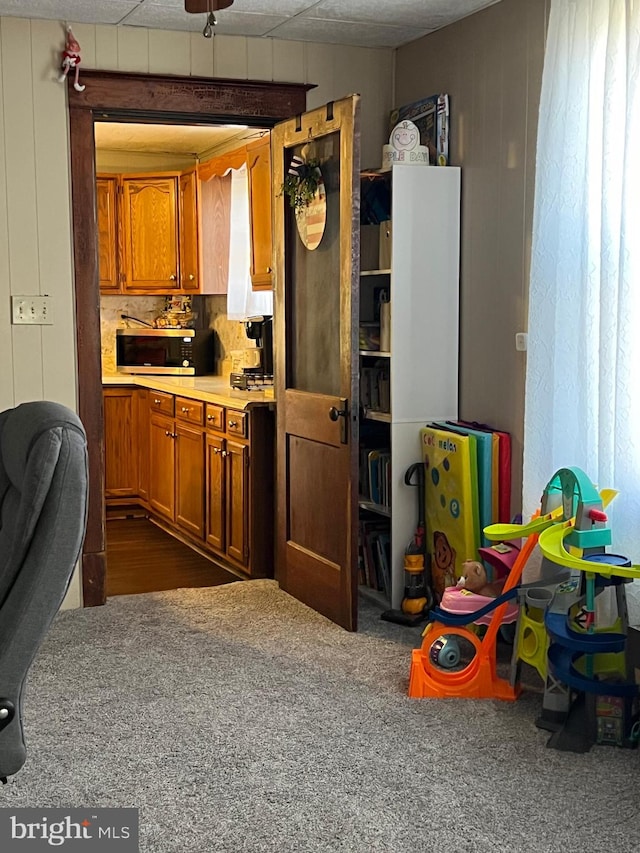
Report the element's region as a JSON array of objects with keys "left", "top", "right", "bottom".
[{"left": 421, "top": 425, "right": 480, "bottom": 600}]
